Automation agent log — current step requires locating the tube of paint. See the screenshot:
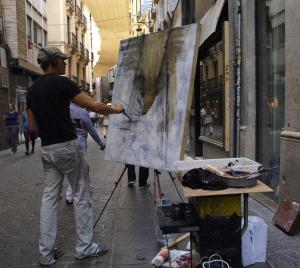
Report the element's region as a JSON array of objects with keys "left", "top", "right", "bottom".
[{"left": 152, "top": 249, "right": 169, "bottom": 266}]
